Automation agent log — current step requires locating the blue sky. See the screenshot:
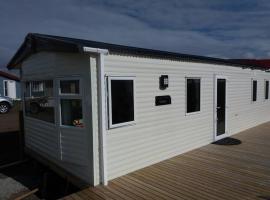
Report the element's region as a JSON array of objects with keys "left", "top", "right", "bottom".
[{"left": 1, "top": 0, "right": 270, "bottom": 69}]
